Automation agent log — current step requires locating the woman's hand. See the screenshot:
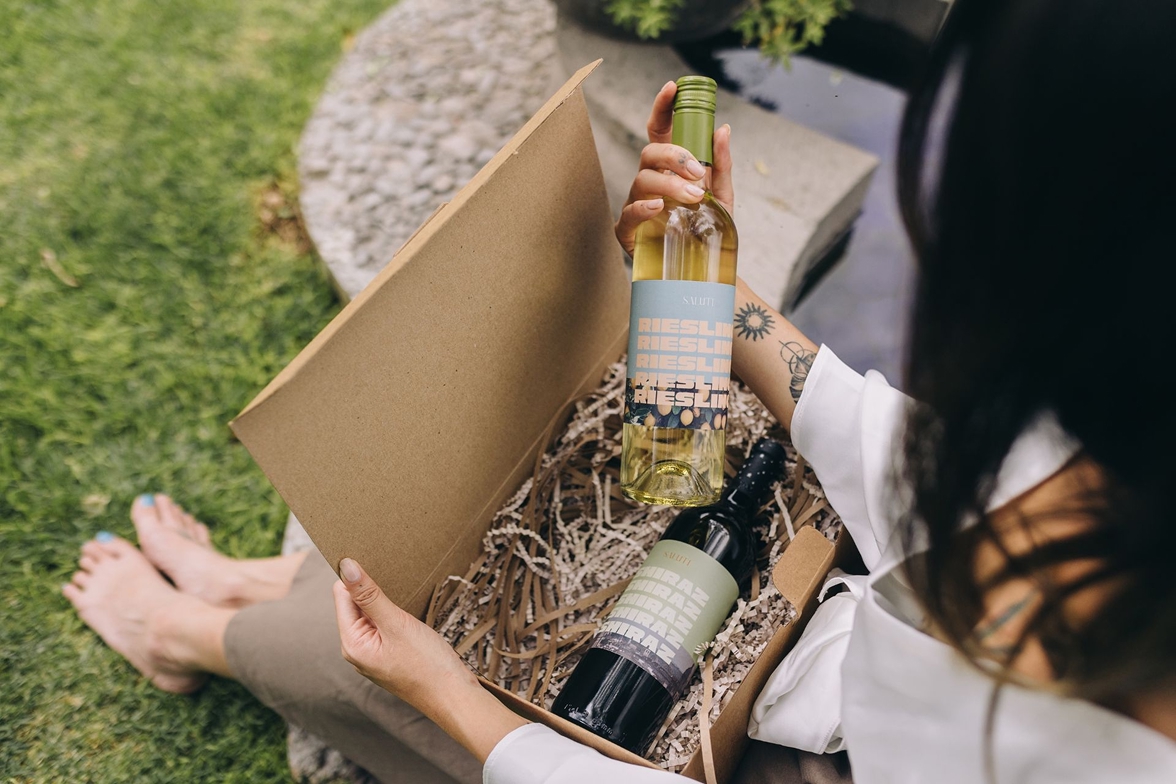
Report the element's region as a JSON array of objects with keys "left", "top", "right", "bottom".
[
  {"left": 614, "top": 80, "right": 735, "bottom": 256},
  {"left": 333, "top": 557, "right": 527, "bottom": 761}
]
